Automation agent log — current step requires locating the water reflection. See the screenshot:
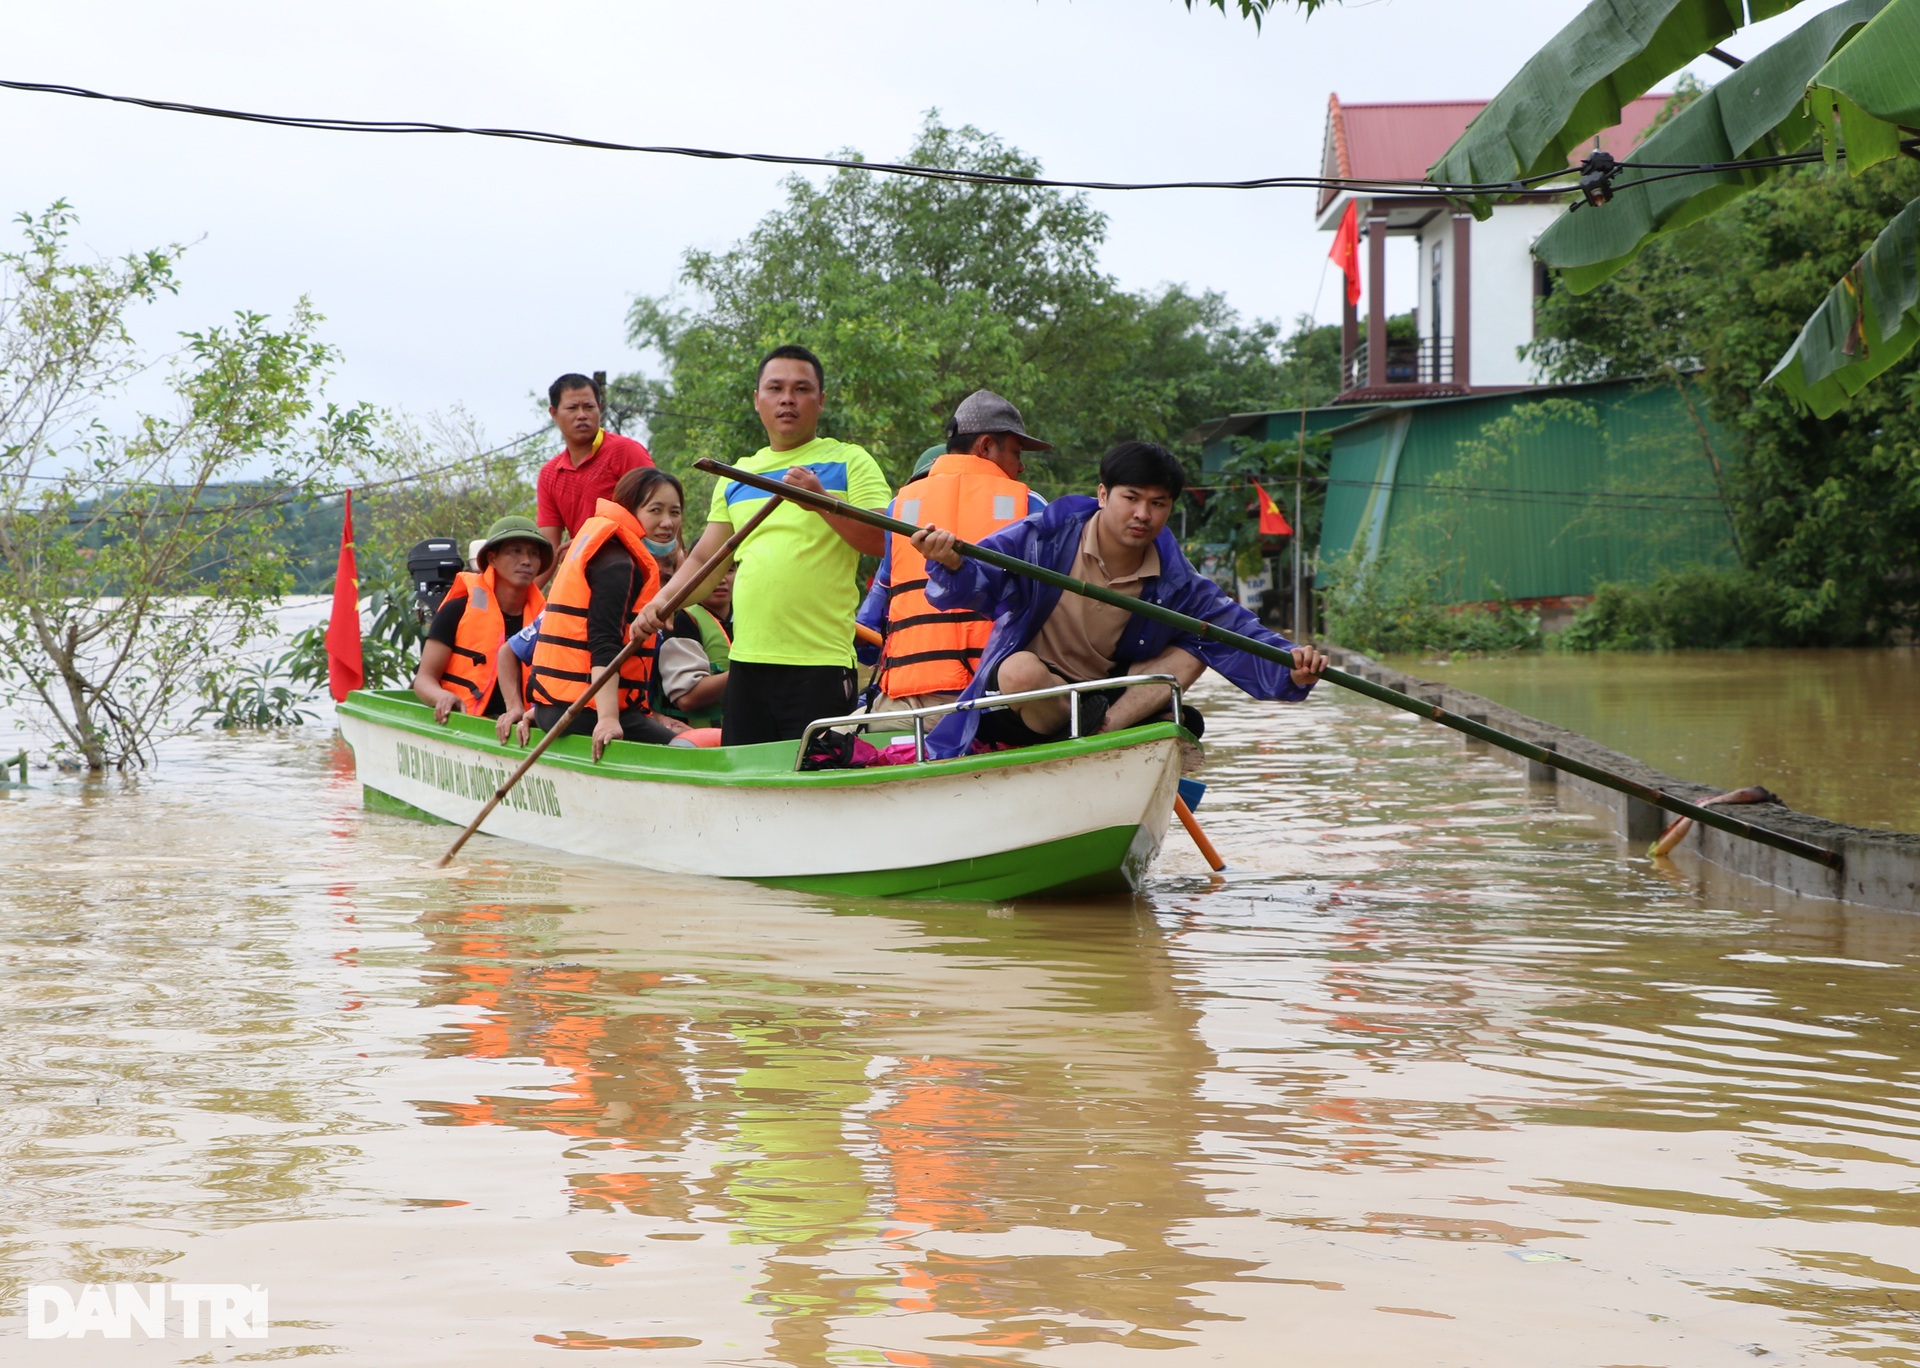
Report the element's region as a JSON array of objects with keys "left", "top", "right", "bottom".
[
  {"left": 0, "top": 689, "right": 1917, "bottom": 1364},
  {"left": 1383, "top": 647, "right": 1920, "bottom": 832},
  {"left": 401, "top": 892, "right": 1256, "bottom": 1360}
]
